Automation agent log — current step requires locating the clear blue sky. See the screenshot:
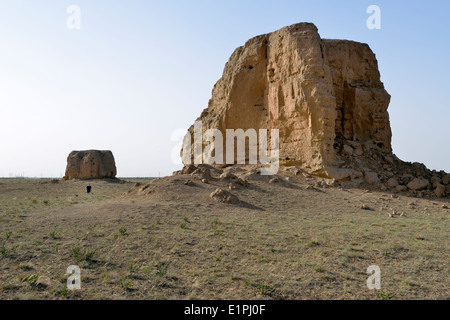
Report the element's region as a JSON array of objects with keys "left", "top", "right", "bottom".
[{"left": 0, "top": 0, "right": 449, "bottom": 177}]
